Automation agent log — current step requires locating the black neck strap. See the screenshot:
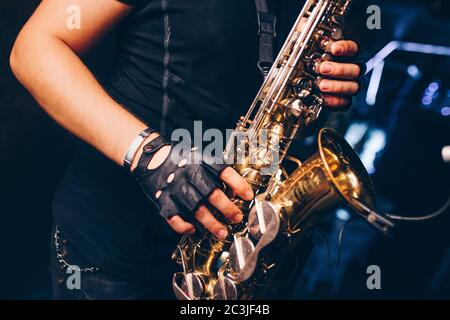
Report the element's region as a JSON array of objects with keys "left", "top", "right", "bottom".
[{"left": 255, "top": 0, "right": 277, "bottom": 79}]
